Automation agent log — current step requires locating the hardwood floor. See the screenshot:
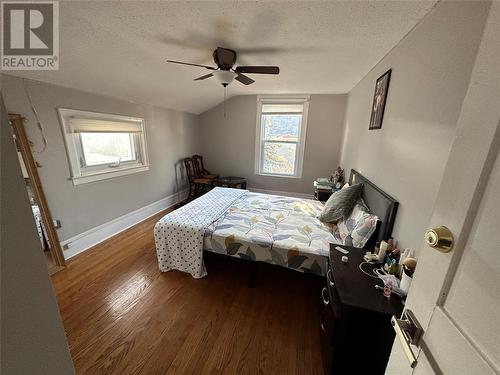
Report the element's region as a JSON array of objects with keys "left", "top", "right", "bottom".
[{"left": 52, "top": 210, "right": 324, "bottom": 375}]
